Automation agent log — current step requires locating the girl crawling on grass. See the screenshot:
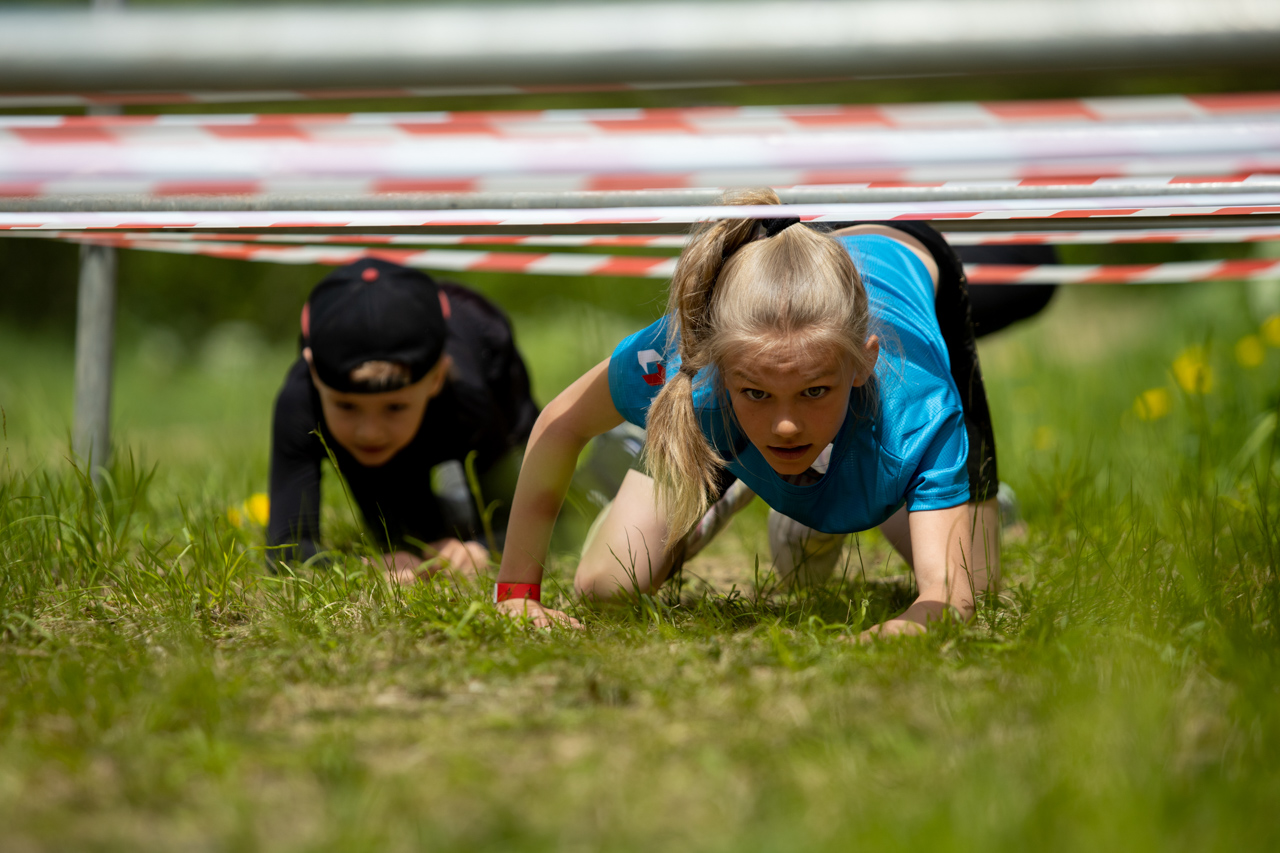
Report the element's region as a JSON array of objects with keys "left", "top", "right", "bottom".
[{"left": 494, "top": 189, "right": 1001, "bottom": 637}]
